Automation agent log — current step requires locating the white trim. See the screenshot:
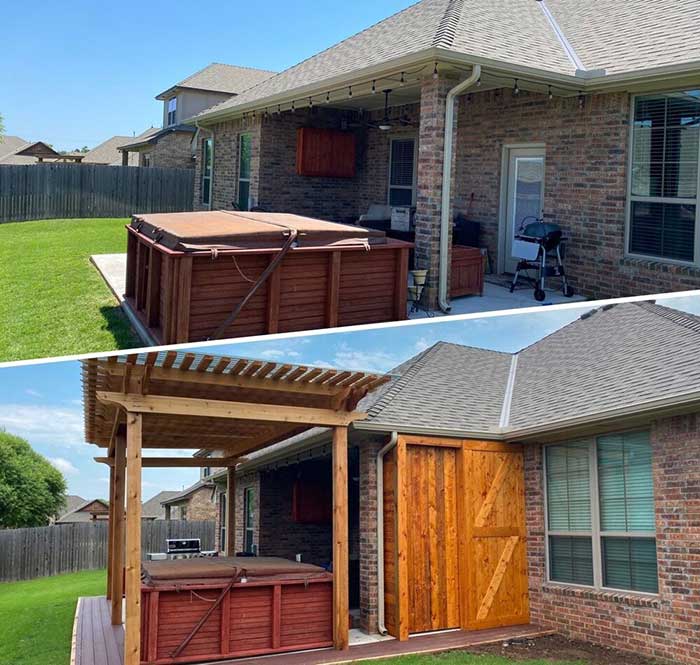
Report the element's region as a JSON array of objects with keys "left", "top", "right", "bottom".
[
  {"left": 537, "top": 1, "right": 586, "bottom": 72},
  {"left": 238, "top": 132, "right": 252, "bottom": 211},
  {"left": 499, "top": 355, "right": 518, "bottom": 428},
  {"left": 542, "top": 432, "right": 659, "bottom": 595},
  {"left": 625, "top": 88, "right": 700, "bottom": 267}
]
